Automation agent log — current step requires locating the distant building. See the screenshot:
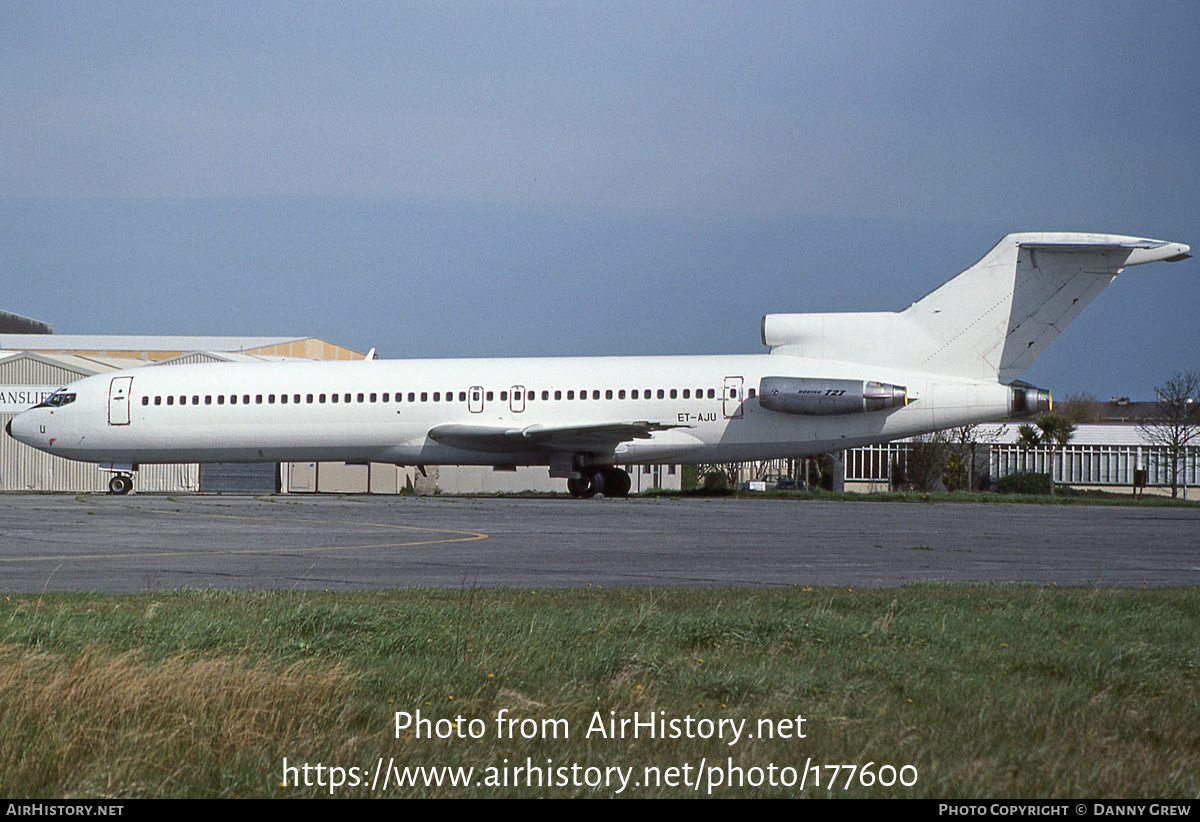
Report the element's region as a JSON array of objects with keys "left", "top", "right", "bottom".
[
  {"left": 841, "top": 399, "right": 1197, "bottom": 496},
  {"left": 0, "top": 334, "right": 364, "bottom": 361},
  {"left": 0, "top": 310, "right": 52, "bottom": 335}
]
